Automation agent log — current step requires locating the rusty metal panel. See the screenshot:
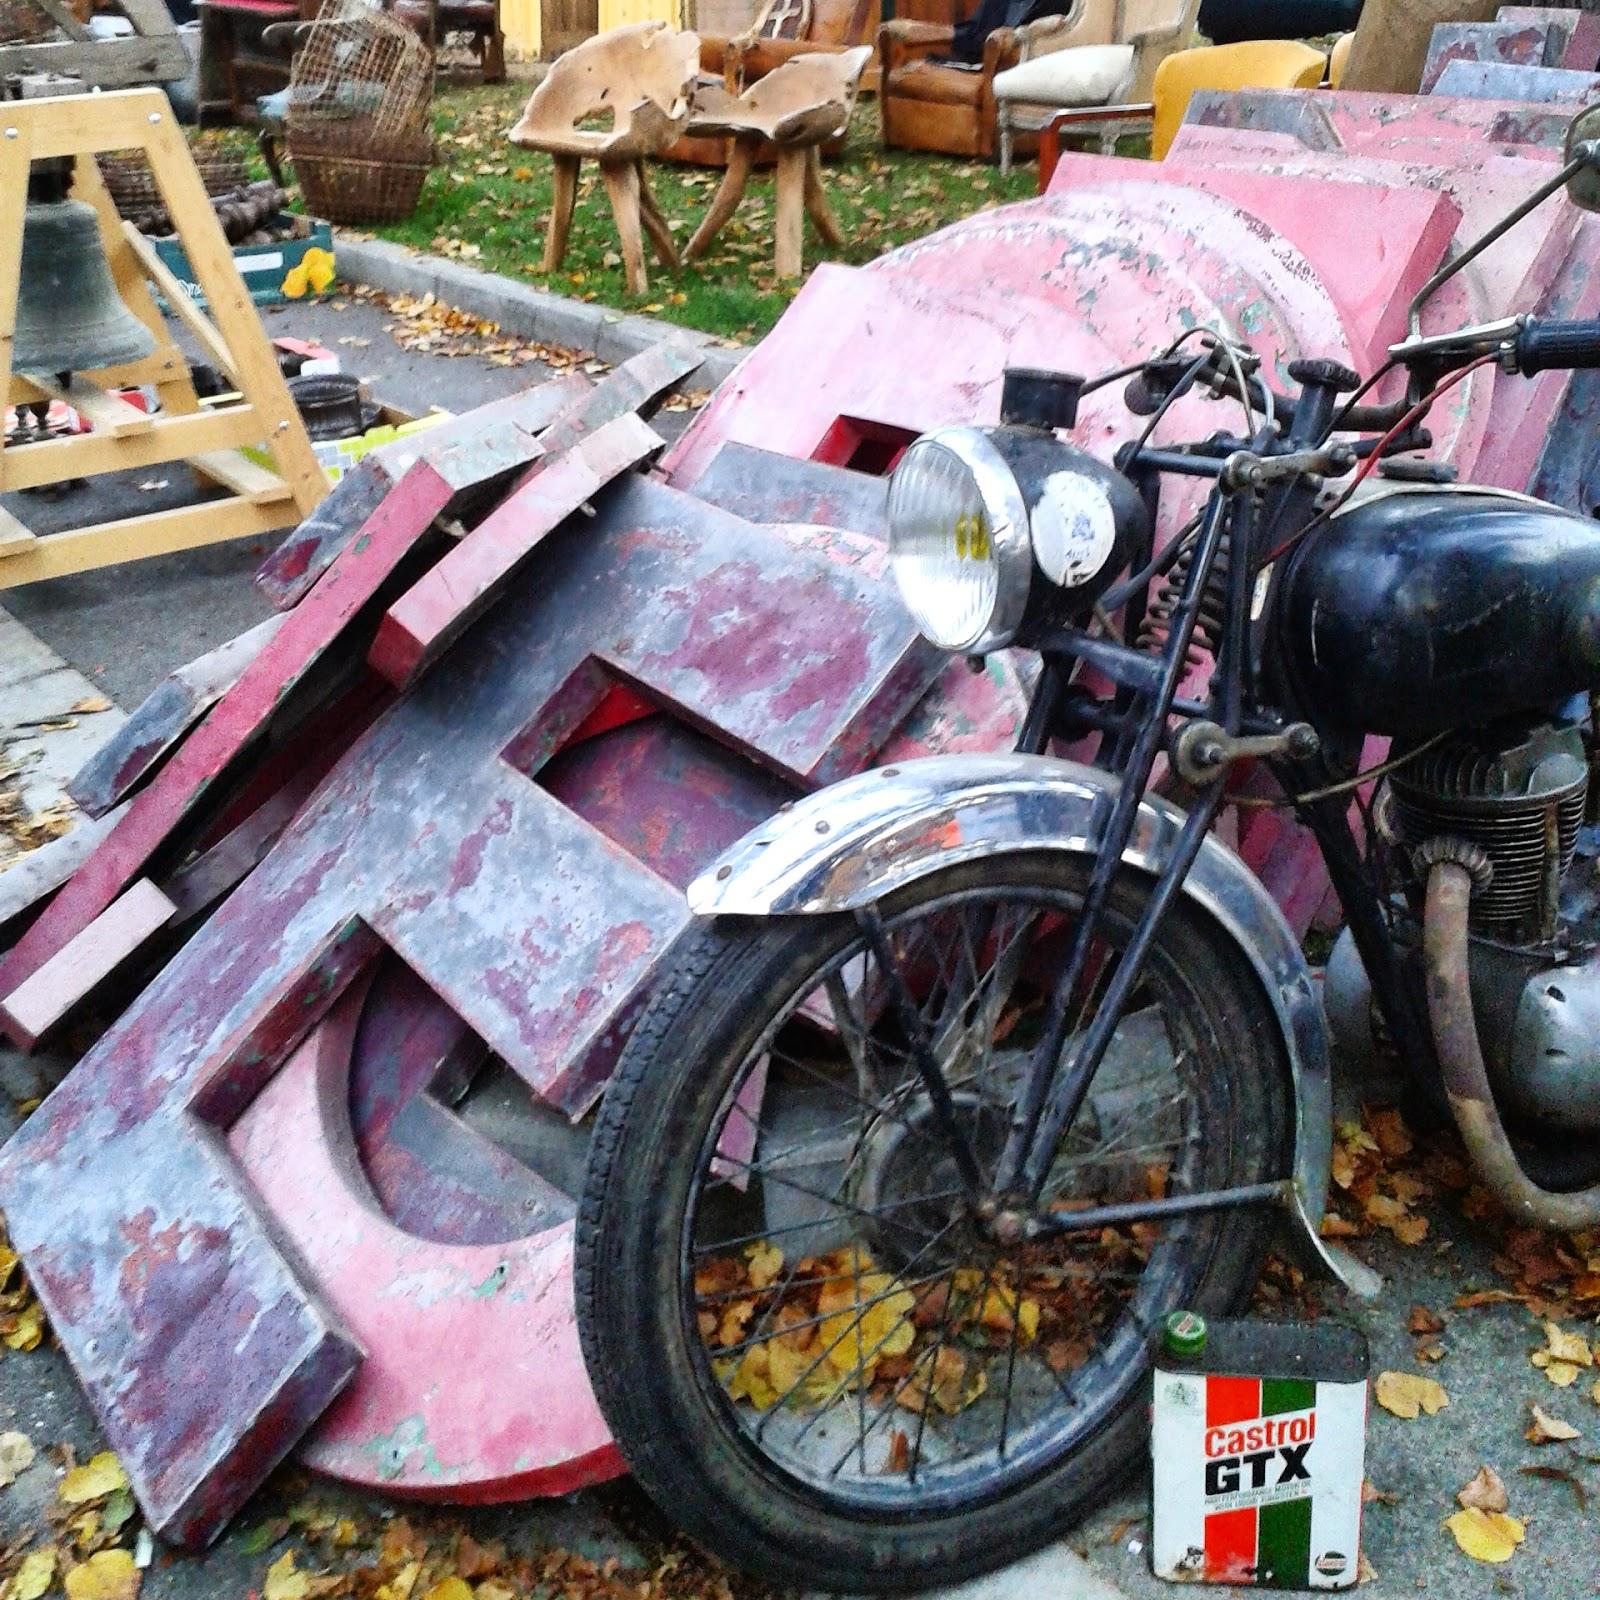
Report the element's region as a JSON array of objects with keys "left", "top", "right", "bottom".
[
  {"left": 255, "top": 378, "right": 593, "bottom": 611},
  {"left": 0, "top": 420, "right": 557, "bottom": 1027},
  {"left": 0, "top": 470, "right": 946, "bottom": 1534},
  {"left": 370, "top": 414, "right": 665, "bottom": 688},
  {"left": 686, "top": 442, "right": 890, "bottom": 538},
  {"left": 1421, "top": 18, "right": 1562, "bottom": 92},
  {"left": 1431, "top": 57, "right": 1600, "bottom": 98},
  {"left": 0, "top": 917, "right": 380, "bottom": 1546},
  {"left": 69, "top": 615, "right": 286, "bottom": 820}
]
